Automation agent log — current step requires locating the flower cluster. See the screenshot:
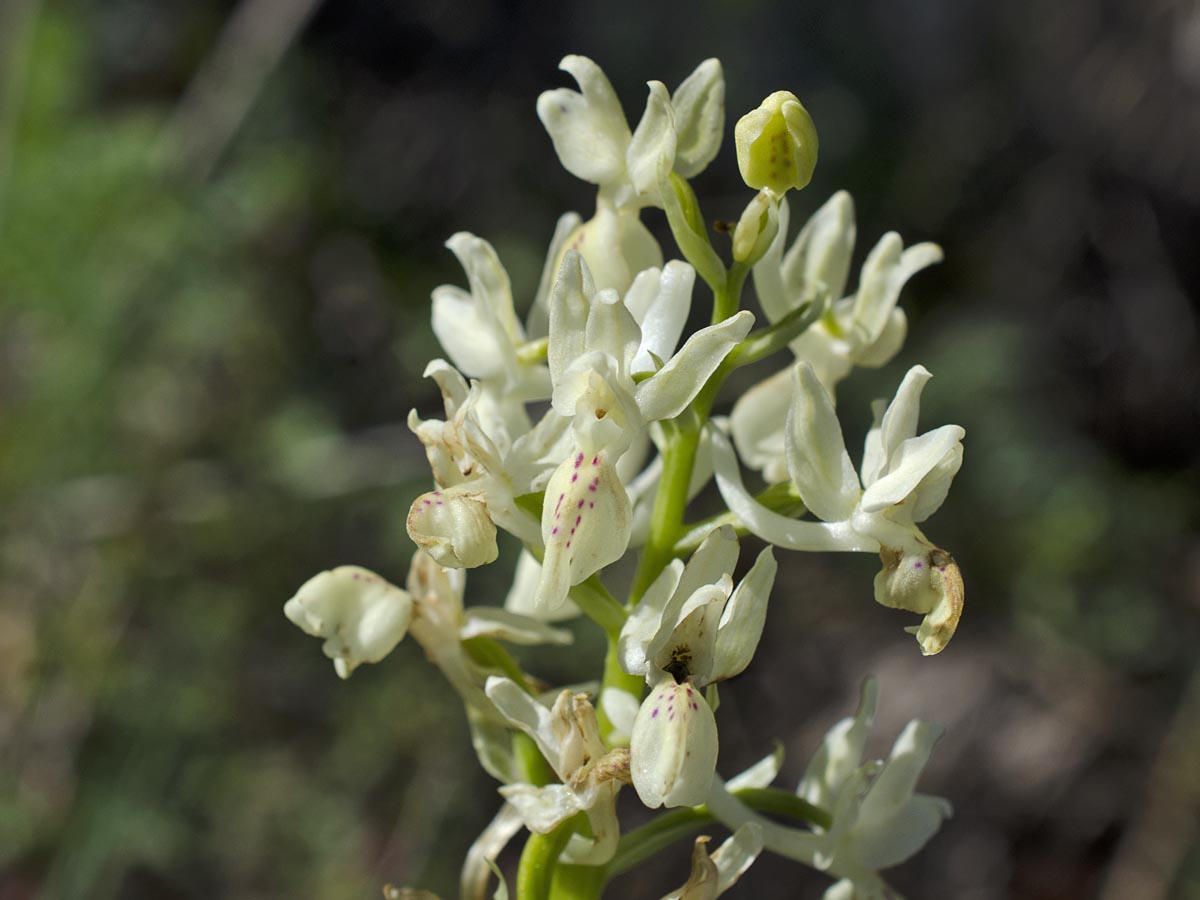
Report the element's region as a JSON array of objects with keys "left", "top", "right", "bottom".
[{"left": 284, "top": 56, "right": 965, "bottom": 900}]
